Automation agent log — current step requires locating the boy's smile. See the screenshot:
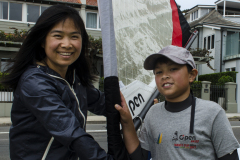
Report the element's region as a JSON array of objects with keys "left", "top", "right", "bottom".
[{"left": 154, "top": 61, "right": 196, "bottom": 102}]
